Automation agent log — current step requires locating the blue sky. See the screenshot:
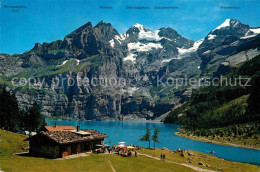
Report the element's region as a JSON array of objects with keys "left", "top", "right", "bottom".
[{"left": 1, "top": 0, "right": 260, "bottom": 54}]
